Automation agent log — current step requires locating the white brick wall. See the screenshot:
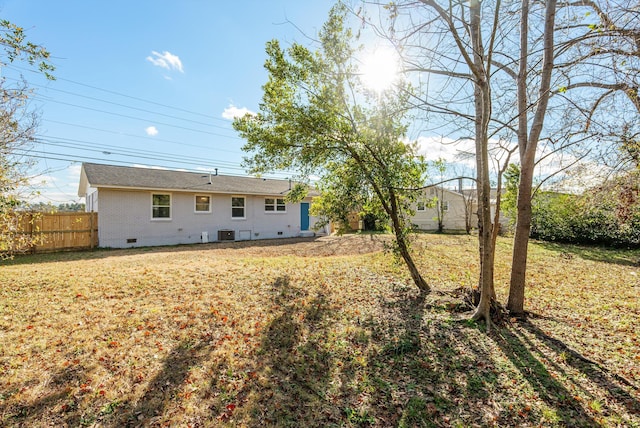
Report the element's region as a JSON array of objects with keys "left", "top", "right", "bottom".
[{"left": 96, "top": 188, "right": 311, "bottom": 248}]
